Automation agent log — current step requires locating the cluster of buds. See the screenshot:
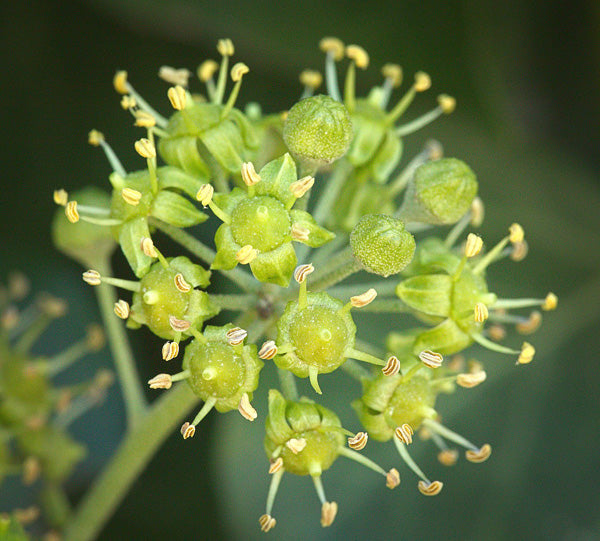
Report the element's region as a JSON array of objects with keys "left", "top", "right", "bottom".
[{"left": 50, "top": 37, "right": 557, "bottom": 533}]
